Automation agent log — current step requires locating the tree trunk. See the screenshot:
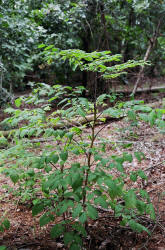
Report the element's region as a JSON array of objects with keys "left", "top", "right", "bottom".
[{"left": 131, "top": 19, "right": 162, "bottom": 96}]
